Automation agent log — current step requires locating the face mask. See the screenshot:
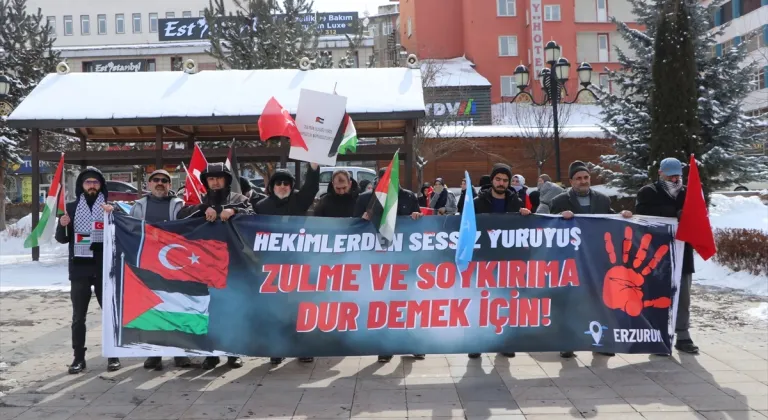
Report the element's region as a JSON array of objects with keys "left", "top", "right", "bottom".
[{"left": 433, "top": 185, "right": 444, "bottom": 193}]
